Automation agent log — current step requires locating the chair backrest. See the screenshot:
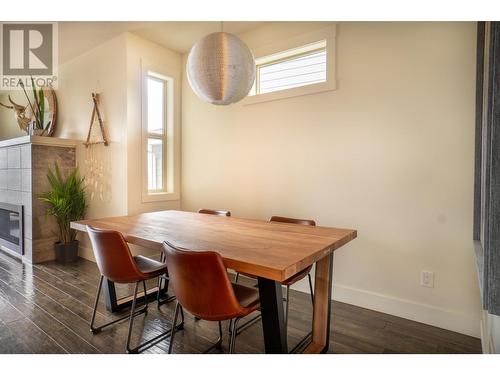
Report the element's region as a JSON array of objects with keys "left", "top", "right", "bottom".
[
  {"left": 270, "top": 215, "right": 316, "bottom": 227},
  {"left": 87, "top": 225, "right": 143, "bottom": 283},
  {"left": 198, "top": 208, "right": 231, "bottom": 217},
  {"left": 162, "top": 241, "right": 244, "bottom": 321}
]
